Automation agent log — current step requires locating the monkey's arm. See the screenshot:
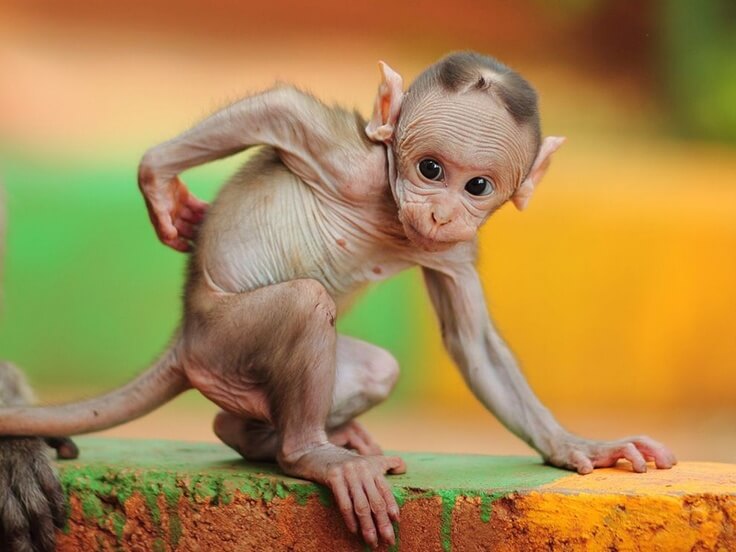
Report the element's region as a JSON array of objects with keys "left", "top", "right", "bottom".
[
  {"left": 422, "top": 265, "right": 676, "bottom": 474},
  {"left": 139, "top": 86, "right": 368, "bottom": 251}
]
